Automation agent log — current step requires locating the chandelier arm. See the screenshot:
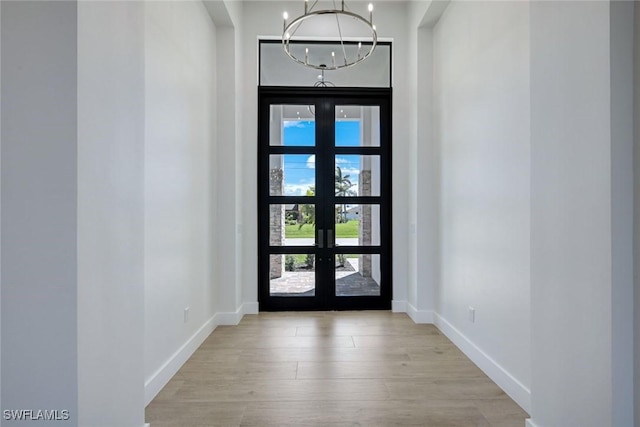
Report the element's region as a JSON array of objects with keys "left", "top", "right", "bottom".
[
  {"left": 333, "top": 10, "right": 349, "bottom": 66},
  {"left": 289, "top": 19, "right": 305, "bottom": 39}
]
